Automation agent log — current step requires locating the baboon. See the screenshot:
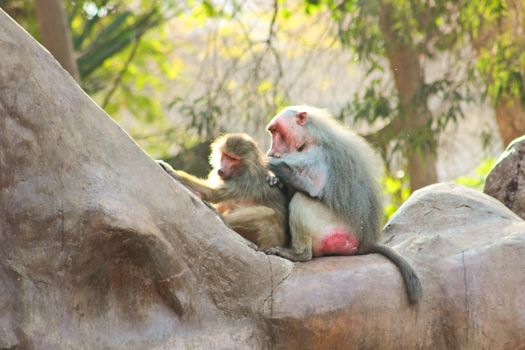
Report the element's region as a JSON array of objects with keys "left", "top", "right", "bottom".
[
  {"left": 158, "top": 133, "right": 288, "bottom": 250},
  {"left": 265, "top": 105, "right": 422, "bottom": 304}
]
